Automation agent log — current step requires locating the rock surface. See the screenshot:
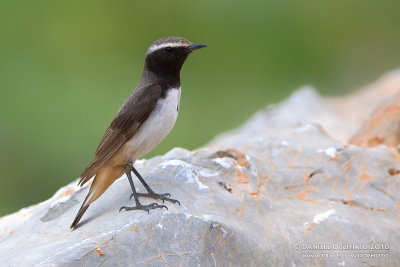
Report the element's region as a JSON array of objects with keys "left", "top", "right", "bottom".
[
  {"left": 1, "top": 72, "right": 400, "bottom": 267},
  {"left": 210, "top": 69, "right": 400, "bottom": 147},
  {"left": 350, "top": 91, "right": 400, "bottom": 147}
]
